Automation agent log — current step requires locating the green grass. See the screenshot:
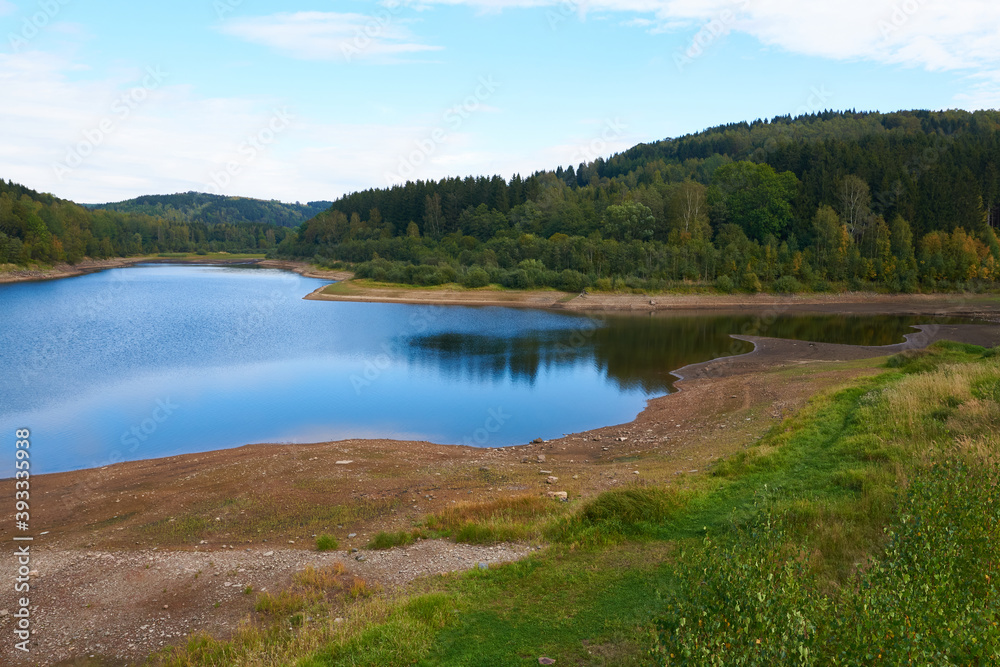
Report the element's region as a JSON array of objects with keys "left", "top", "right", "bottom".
[
  {"left": 366, "top": 530, "right": 419, "bottom": 550},
  {"left": 152, "top": 343, "right": 1000, "bottom": 666}
]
